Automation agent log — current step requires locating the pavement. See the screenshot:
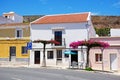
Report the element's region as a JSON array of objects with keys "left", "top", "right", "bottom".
[
  {"left": 1, "top": 67, "right": 120, "bottom": 80},
  {"left": 0, "top": 62, "right": 120, "bottom": 76}
]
